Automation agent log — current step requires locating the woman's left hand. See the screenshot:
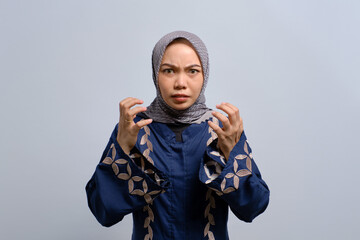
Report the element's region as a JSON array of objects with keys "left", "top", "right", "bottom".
[{"left": 208, "top": 102, "right": 244, "bottom": 161}]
